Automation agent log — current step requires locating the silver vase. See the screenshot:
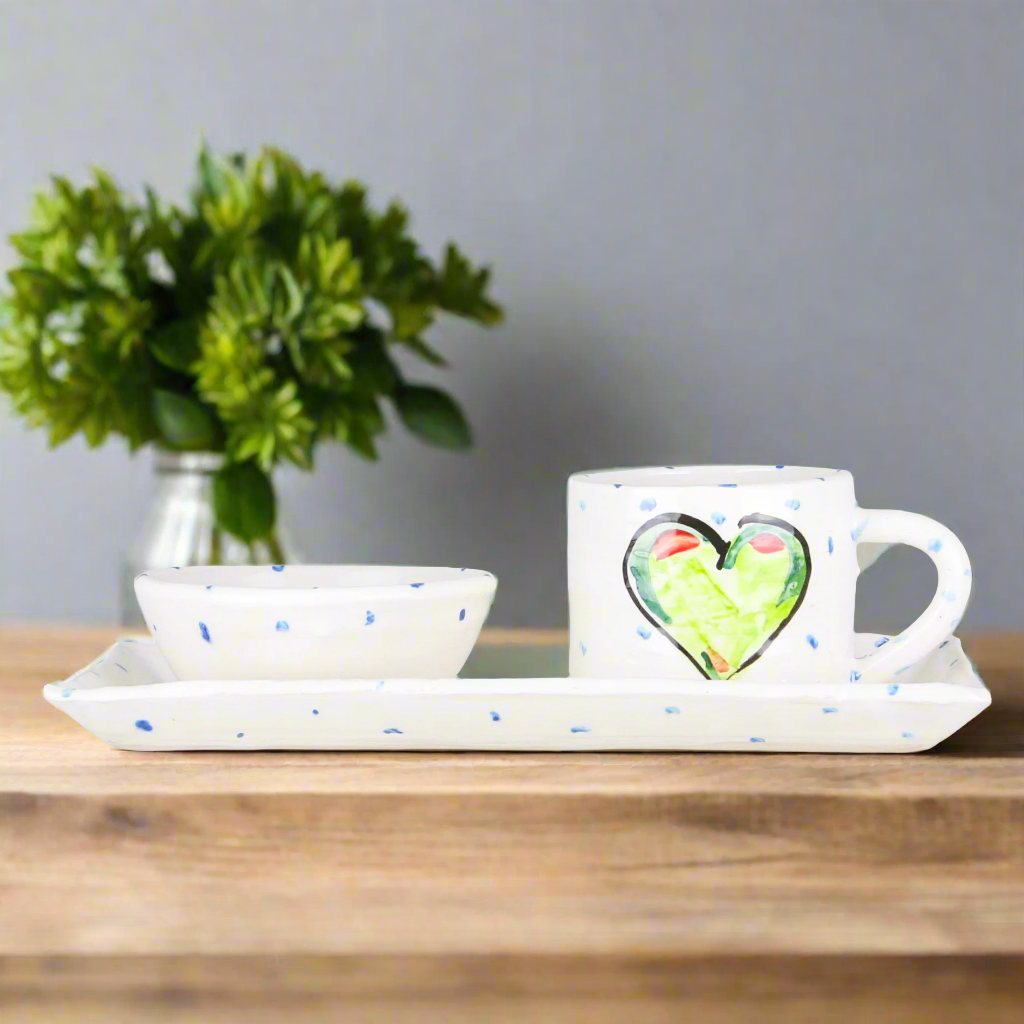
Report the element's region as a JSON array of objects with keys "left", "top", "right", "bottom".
[{"left": 120, "top": 452, "right": 296, "bottom": 626}]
